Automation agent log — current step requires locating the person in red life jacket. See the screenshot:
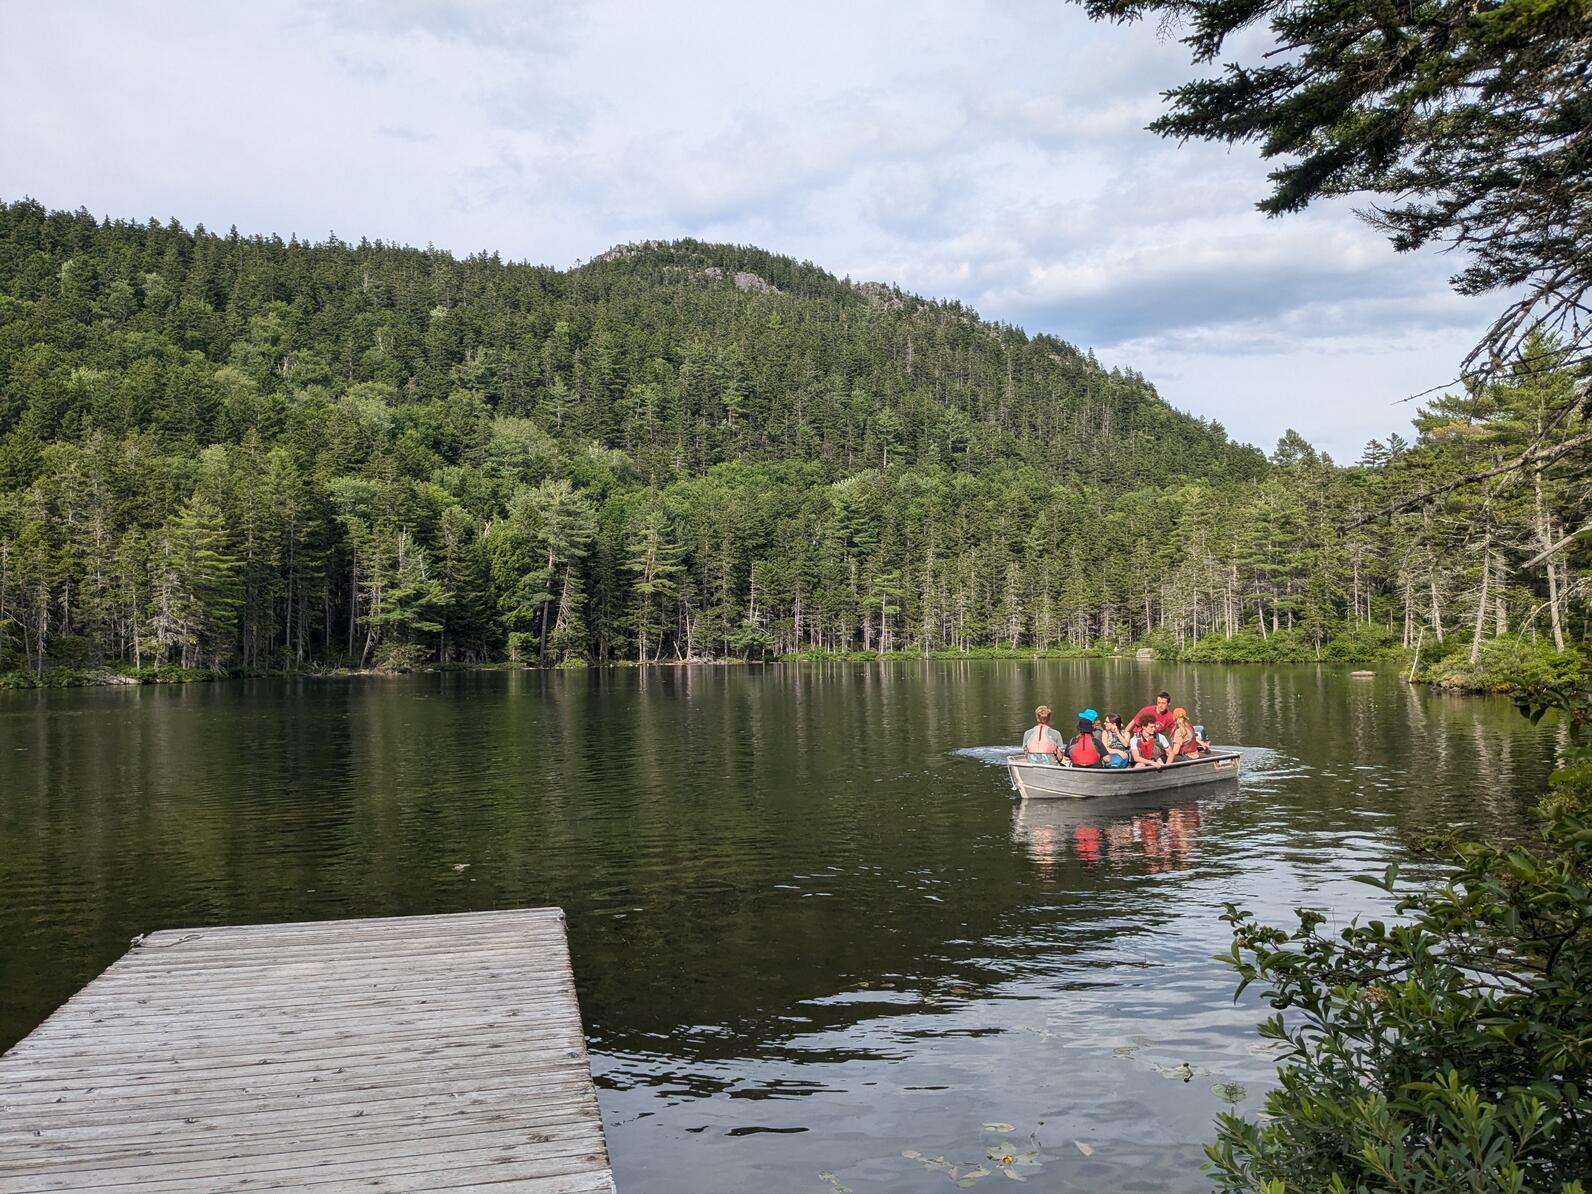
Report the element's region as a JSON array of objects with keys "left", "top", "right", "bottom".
[
  {"left": 1133, "top": 691, "right": 1177, "bottom": 740},
  {"left": 1067, "top": 708, "right": 1105, "bottom": 766},
  {"left": 1023, "top": 705, "right": 1071, "bottom": 766},
  {"left": 1165, "top": 709, "right": 1201, "bottom": 762},
  {"left": 1129, "top": 717, "right": 1164, "bottom": 769}
]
